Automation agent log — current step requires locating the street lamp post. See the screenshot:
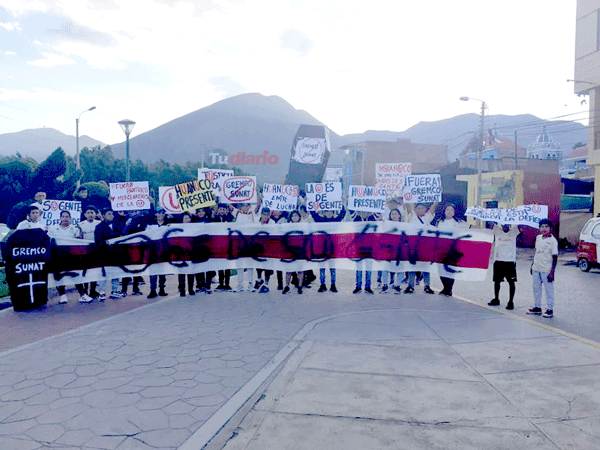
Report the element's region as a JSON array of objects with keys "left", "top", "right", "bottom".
[
  {"left": 460, "top": 96, "right": 486, "bottom": 210},
  {"left": 76, "top": 106, "right": 96, "bottom": 173},
  {"left": 118, "top": 119, "right": 136, "bottom": 182}
]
